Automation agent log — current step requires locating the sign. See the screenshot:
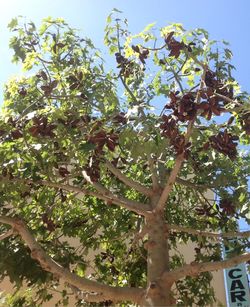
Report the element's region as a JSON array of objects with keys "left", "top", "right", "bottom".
[
  {"left": 224, "top": 264, "right": 250, "bottom": 307},
  {"left": 223, "top": 241, "right": 250, "bottom": 307}
]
